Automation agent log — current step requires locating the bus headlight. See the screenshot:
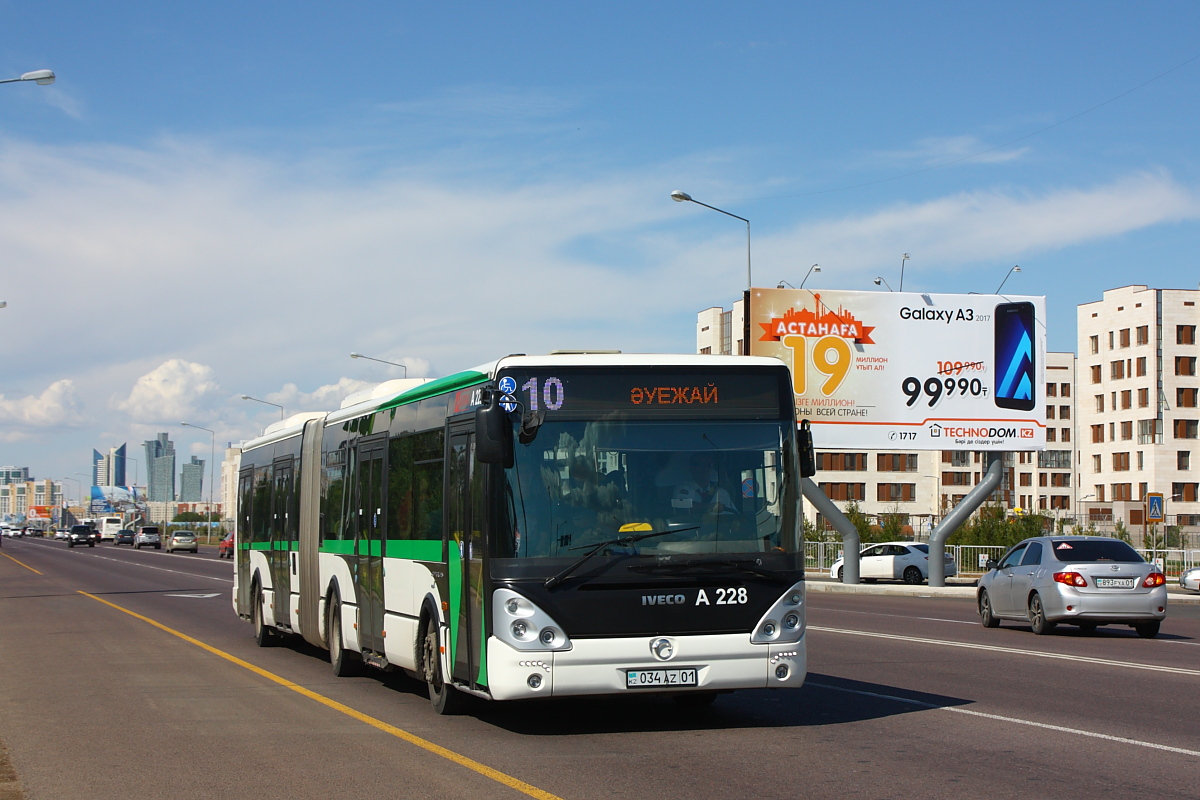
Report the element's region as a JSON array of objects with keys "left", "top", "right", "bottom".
[
  {"left": 751, "top": 581, "right": 806, "bottom": 645},
  {"left": 493, "top": 588, "right": 573, "bottom": 652}
]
